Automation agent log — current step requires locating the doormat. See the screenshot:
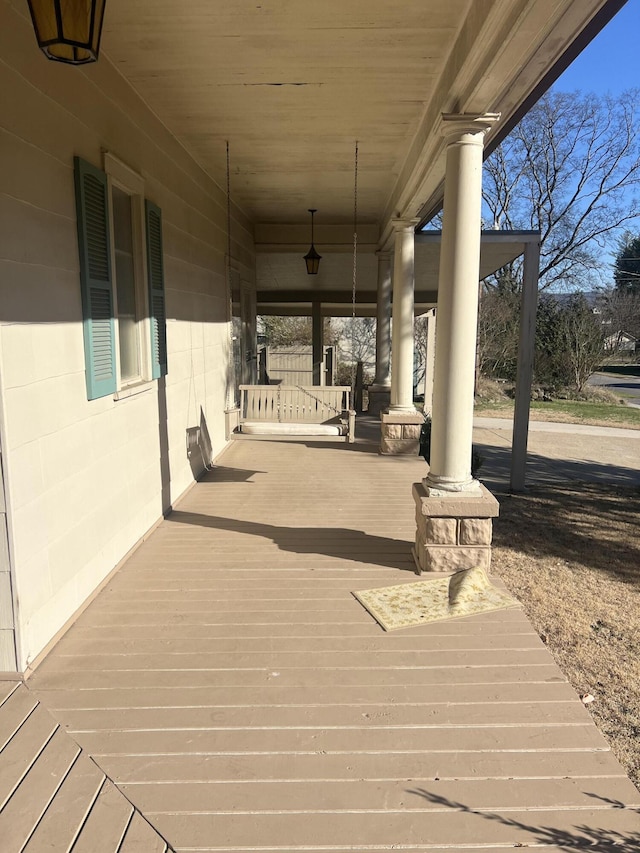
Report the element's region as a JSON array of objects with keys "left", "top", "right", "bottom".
[{"left": 353, "top": 567, "right": 521, "bottom": 631}]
